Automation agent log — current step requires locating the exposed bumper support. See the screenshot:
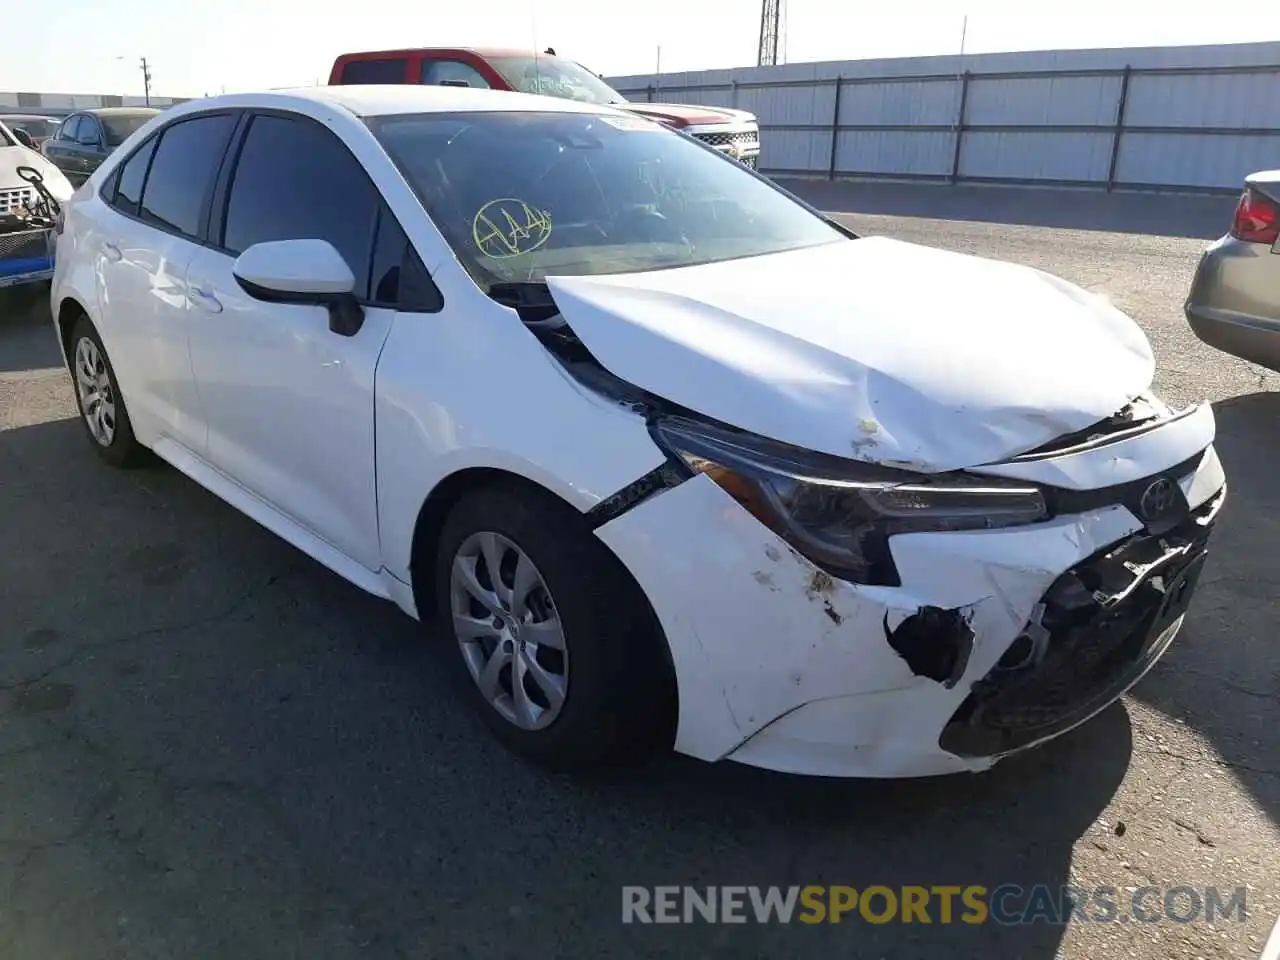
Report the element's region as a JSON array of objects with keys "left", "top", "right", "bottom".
[{"left": 940, "top": 486, "right": 1223, "bottom": 759}]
